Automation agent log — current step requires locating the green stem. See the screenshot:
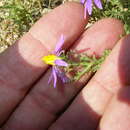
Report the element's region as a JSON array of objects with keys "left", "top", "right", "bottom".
[
  {"left": 69, "top": 62, "right": 92, "bottom": 66},
  {"left": 49, "top": 0, "right": 52, "bottom": 8},
  {"left": 74, "top": 63, "right": 94, "bottom": 81},
  {"left": 69, "top": 63, "right": 79, "bottom": 66}
]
